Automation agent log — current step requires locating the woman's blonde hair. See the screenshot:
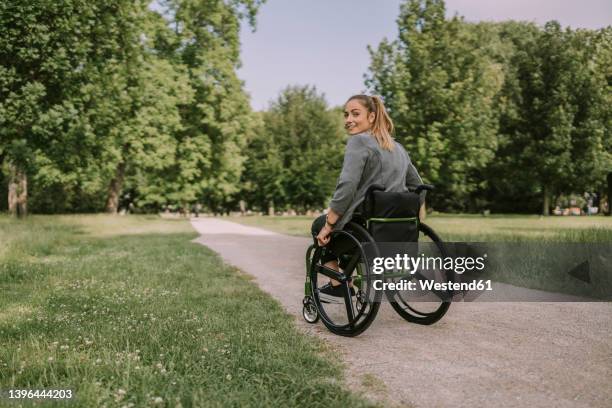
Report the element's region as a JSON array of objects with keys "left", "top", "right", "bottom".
[{"left": 346, "top": 94, "right": 395, "bottom": 150}]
